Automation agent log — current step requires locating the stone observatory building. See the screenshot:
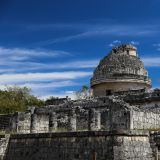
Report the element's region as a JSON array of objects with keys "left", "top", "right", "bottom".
[
  {"left": 91, "top": 44, "right": 151, "bottom": 97},
  {"left": 1, "top": 44, "right": 160, "bottom": 160}
]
